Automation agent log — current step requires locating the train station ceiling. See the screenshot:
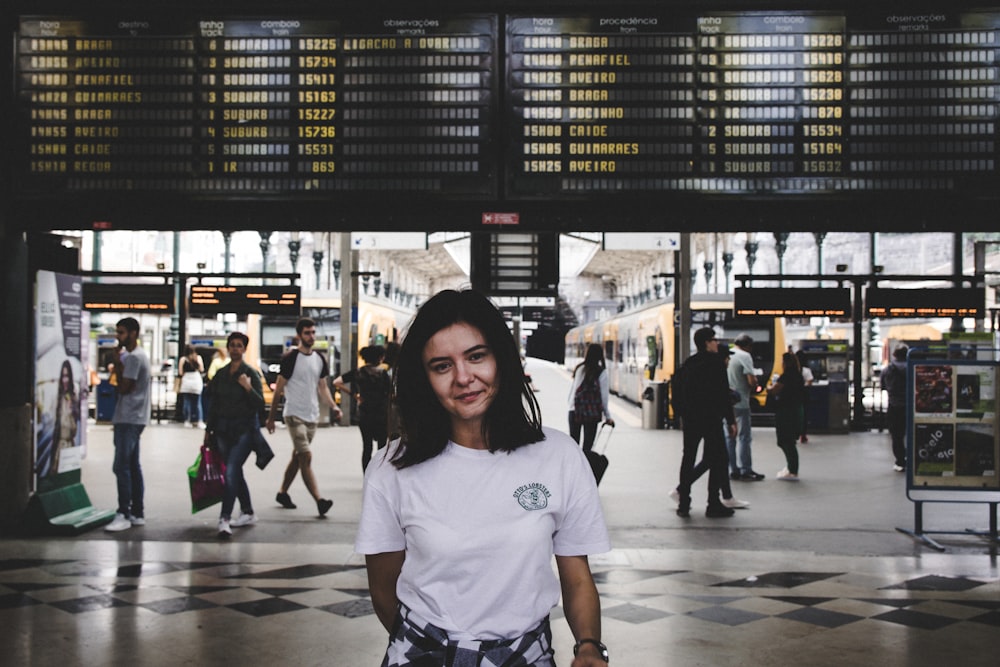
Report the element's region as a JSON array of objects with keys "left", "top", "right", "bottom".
[{"left": 381, "top": 232, "right": 673, "bottom": 290}]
